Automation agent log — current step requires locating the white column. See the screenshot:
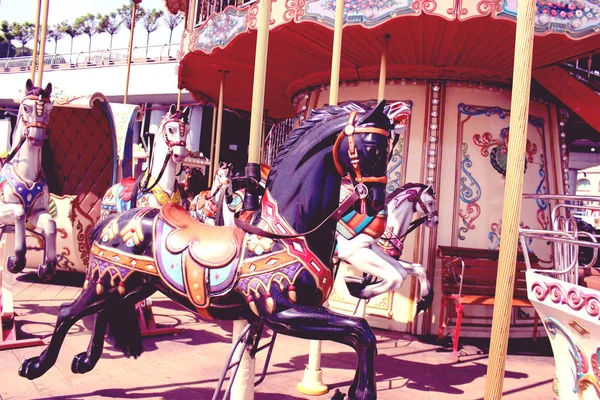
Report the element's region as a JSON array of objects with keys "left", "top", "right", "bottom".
[
  {"left": 188, "top": 105, "right": 203, "bottom": 153},
  {"left": 230, "top": 319, "right": 255, "bottom": 400}
]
